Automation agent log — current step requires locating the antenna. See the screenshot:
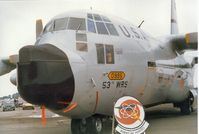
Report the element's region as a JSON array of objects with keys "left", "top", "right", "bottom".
[{"left": 138, "top": 20, "right": 144, "bottom": 28}]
